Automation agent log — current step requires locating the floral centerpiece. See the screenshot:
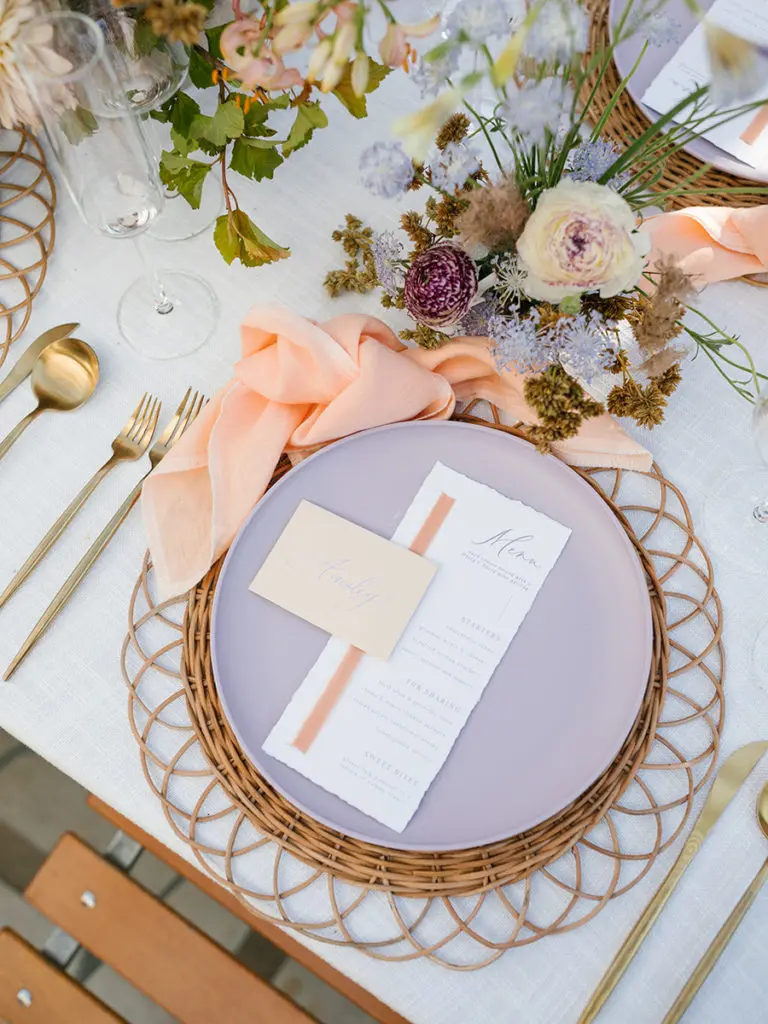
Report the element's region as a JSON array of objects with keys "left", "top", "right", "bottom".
[{"left": 325, "top": 0, "right": 768, "bottom": 445}]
